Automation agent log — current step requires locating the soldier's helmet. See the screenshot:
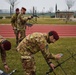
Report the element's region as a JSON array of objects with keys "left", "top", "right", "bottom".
[
  {"left": 21, "top": 7, "right": 26, "bottom": 11},
  {"left": 16, "top": 8, "right": 19, "bottom": 11},
  {"left": 2, "top": 40, "right": 11, "bottom": 51},
  {"left": 48, "top": 31, "right": 59, "bottom": 40}
]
